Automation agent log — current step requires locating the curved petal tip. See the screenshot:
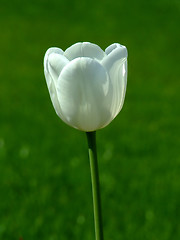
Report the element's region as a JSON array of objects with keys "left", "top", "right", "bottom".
[{"left": 64, "top": 42, "right": 106, "bottom": 61}]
